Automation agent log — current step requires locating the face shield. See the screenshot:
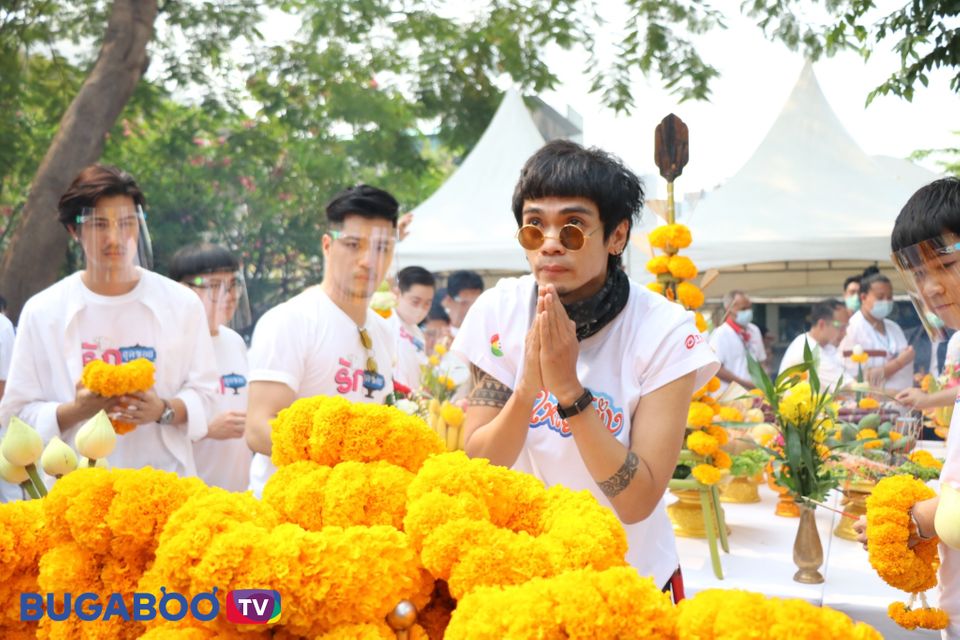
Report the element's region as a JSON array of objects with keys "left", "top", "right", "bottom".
[
  {"left": 326, "top": 227, "right": 397, "bottom": 308},
  {"left": 185, "top": 270, "right": 253, "bottom": 333},
  {"left": 74, "top": 205, "right": 153, "bottom": 282},
  {"left": 891, "top": 233, "right": 960, "bottom": 342}
]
